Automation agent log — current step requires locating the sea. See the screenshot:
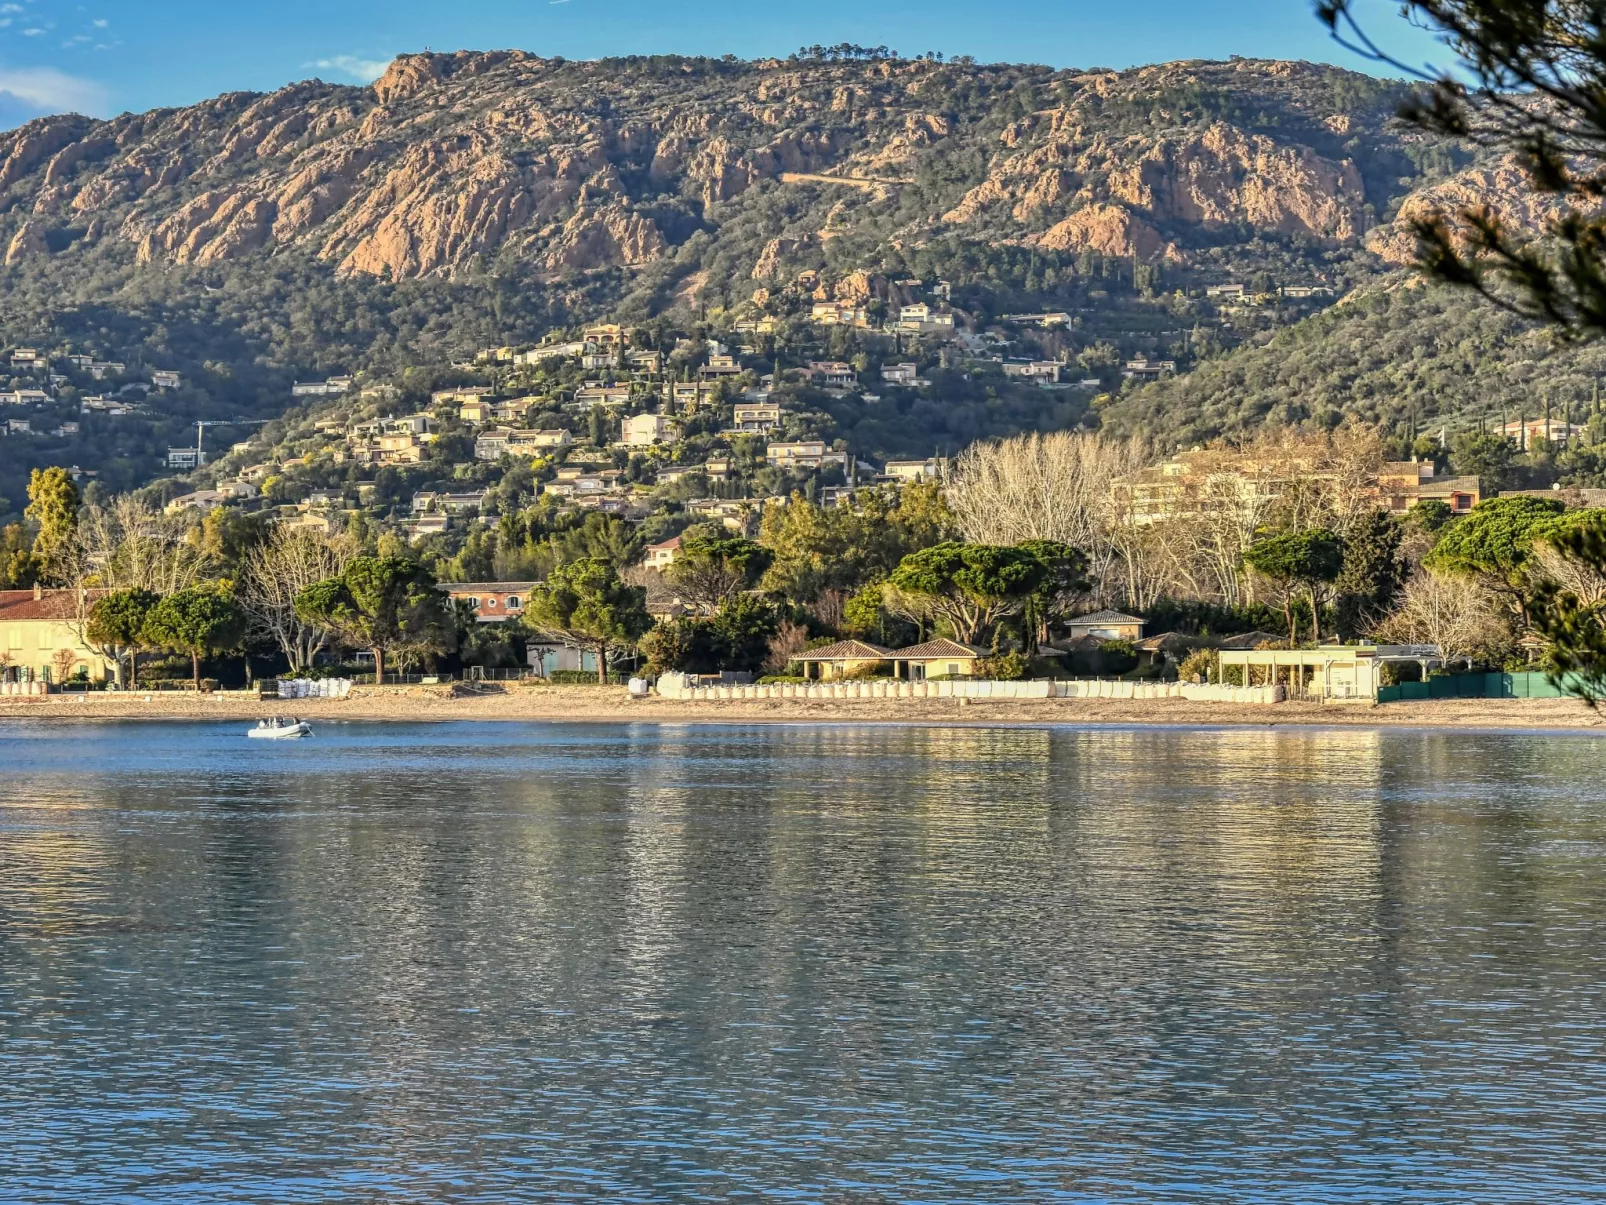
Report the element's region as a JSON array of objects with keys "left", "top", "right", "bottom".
[{"left": 1, "top": 719, "right": 1604, "bottom": 1202}]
